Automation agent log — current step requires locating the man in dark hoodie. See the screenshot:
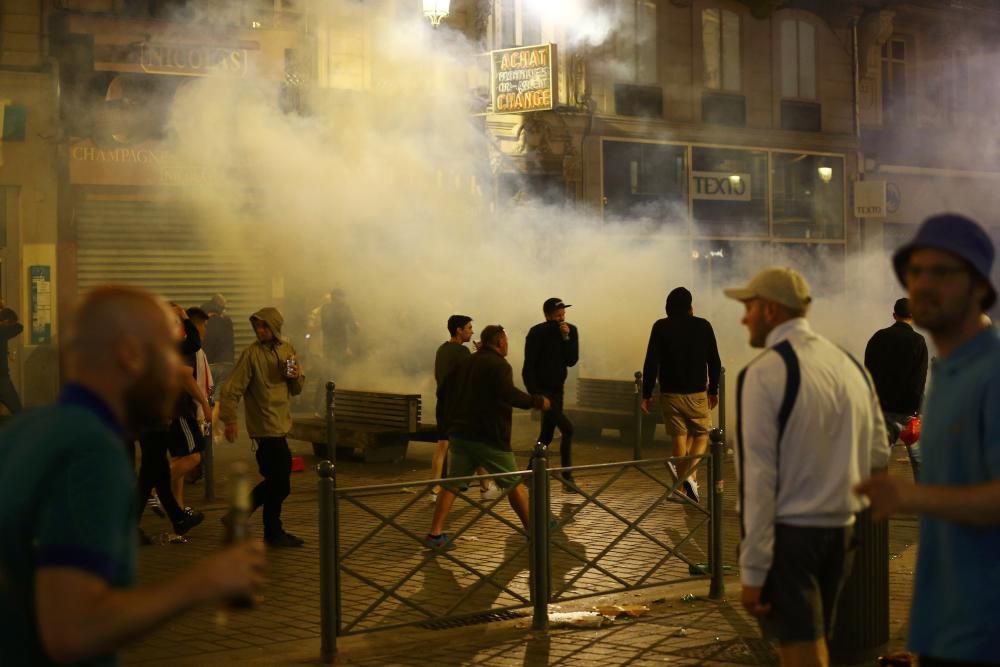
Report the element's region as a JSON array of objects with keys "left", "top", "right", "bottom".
[
  {"left": 641, "top": 287, "right": 721, "bottom": 503},
  {"left": 220, "top": 307, "right": 305, "bottom": 548},
  {"left": 523, "top": 298, "right": 579, "bottom": 490}
]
